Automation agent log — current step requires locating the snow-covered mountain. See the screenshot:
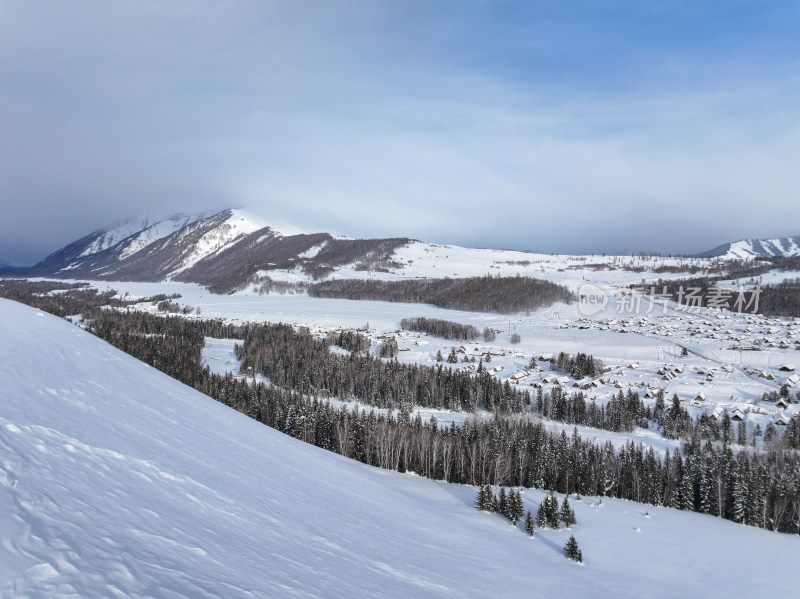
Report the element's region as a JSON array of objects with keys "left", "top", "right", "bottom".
[
  {"left": 28, "top": 210, "right": 228, "bottom": 278},
  {"left": 24, "top": 208, "right": 413, "bottom": 290},
  {"left": 21, "top": 207, "right": 800, "bottom": 291},
  {"left": 21, "top": 208, "right": 724, "bottom": 294},
  {"left": 698, "top": 235, "right": 800, "bottom": 260},
  {"left": 2, "top": 298, "right": 799, "bottom": 597}
]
